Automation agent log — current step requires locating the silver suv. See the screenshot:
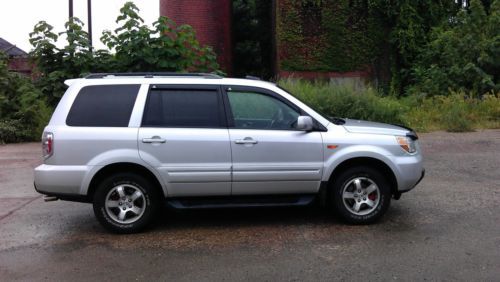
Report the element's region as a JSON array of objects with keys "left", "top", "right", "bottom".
[{"left": 34, "top": 73, "right": 424, "bottom": 233}]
